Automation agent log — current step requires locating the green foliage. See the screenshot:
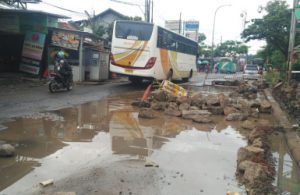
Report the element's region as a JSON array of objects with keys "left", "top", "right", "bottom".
[
  {"left": 123, "top": 16, "right": 143, "bottom": 21},
  {"left": 197, "top": 33, "right": 211, "bottom": 58},
  {"left": 214, "top": 40, "right": 248, "bottom": 57},
  {"left": 270, "top": 50, "right": 286, "bottom": 69},
  {"left": 92, "top": 15, "right": 142, "bottom": 41},
  {"left": 94, "top": 25, "right": 106, "bottom": 37},
  {"left": 264, "top": 71, "right": 282, "bottom": 86},
  {"left": 198, "top": 44, "right": 211, "bottom": 58},
  {"left": 264, "top": 70, "right": 286, "bottom": 86},
  {"left": 198, "top": 33, "right": 206, "bottom": 44},
  {"left": 241, "top": 0, "right": 291, "bottom": 58}
]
